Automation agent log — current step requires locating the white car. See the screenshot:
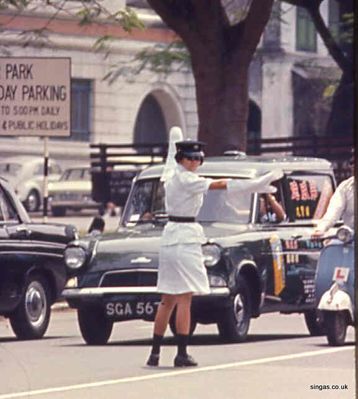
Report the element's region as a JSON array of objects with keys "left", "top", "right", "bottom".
[
  {"left": 48, "top": 166, "right": 100, "bottom": 216},
  {"left": 0, "top": 156, "right": 62, "bottom": 212}
]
